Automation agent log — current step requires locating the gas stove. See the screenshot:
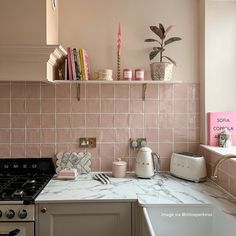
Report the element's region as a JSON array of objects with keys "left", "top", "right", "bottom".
[{"left": 0, "top": 158, "right": 55, "bottom": 235}]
